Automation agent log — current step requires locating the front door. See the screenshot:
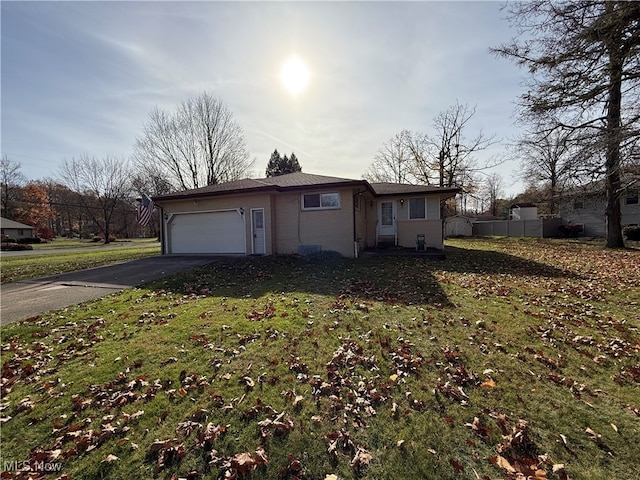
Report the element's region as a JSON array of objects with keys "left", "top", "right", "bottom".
[
  {"left": 251, "top": 209, "right": 266, "bottom": 254},
  {"left": 378, "top": 201, "right": 396, "bottom": 236}
]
